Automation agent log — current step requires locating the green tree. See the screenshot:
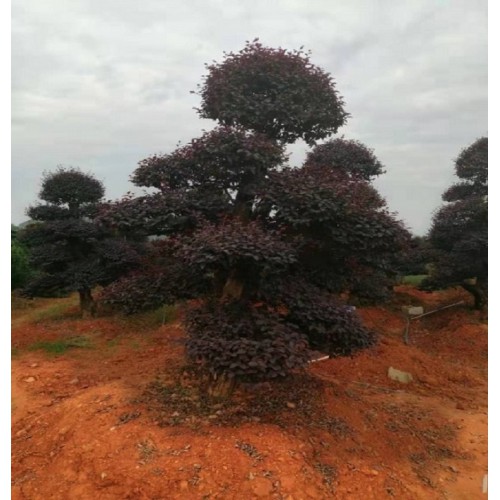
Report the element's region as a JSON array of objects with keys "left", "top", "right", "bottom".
[
  {"left": 19, "top": 167, "right": 140, "bottom": 316},
  {"left": 11, "top": 225, "right": 32, "bottom": 290},
  {"left": 423, "top": 138, "right": 487, "bottom": 308}
]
